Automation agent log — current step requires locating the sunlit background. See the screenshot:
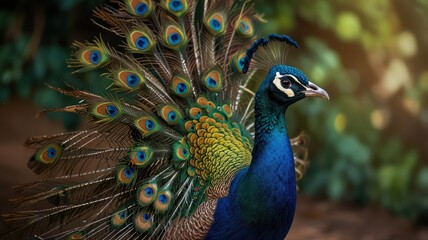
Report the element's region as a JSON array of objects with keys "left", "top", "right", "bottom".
[{"left": 0, "top": 0, "right": 427, "bottom": 238}]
